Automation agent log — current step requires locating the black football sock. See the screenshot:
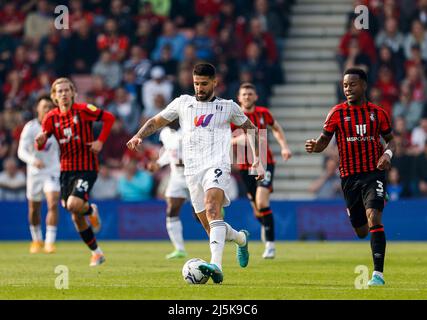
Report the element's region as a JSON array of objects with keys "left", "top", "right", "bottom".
[
  {"left": 259, "top": 207, "right": 275, "bottom": 242},
  {"left": 370, "top": 225, "right": 386, "bottom": 273},
  {"left": 79, "top": 227, "right": 98, "bottom": 251}
]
